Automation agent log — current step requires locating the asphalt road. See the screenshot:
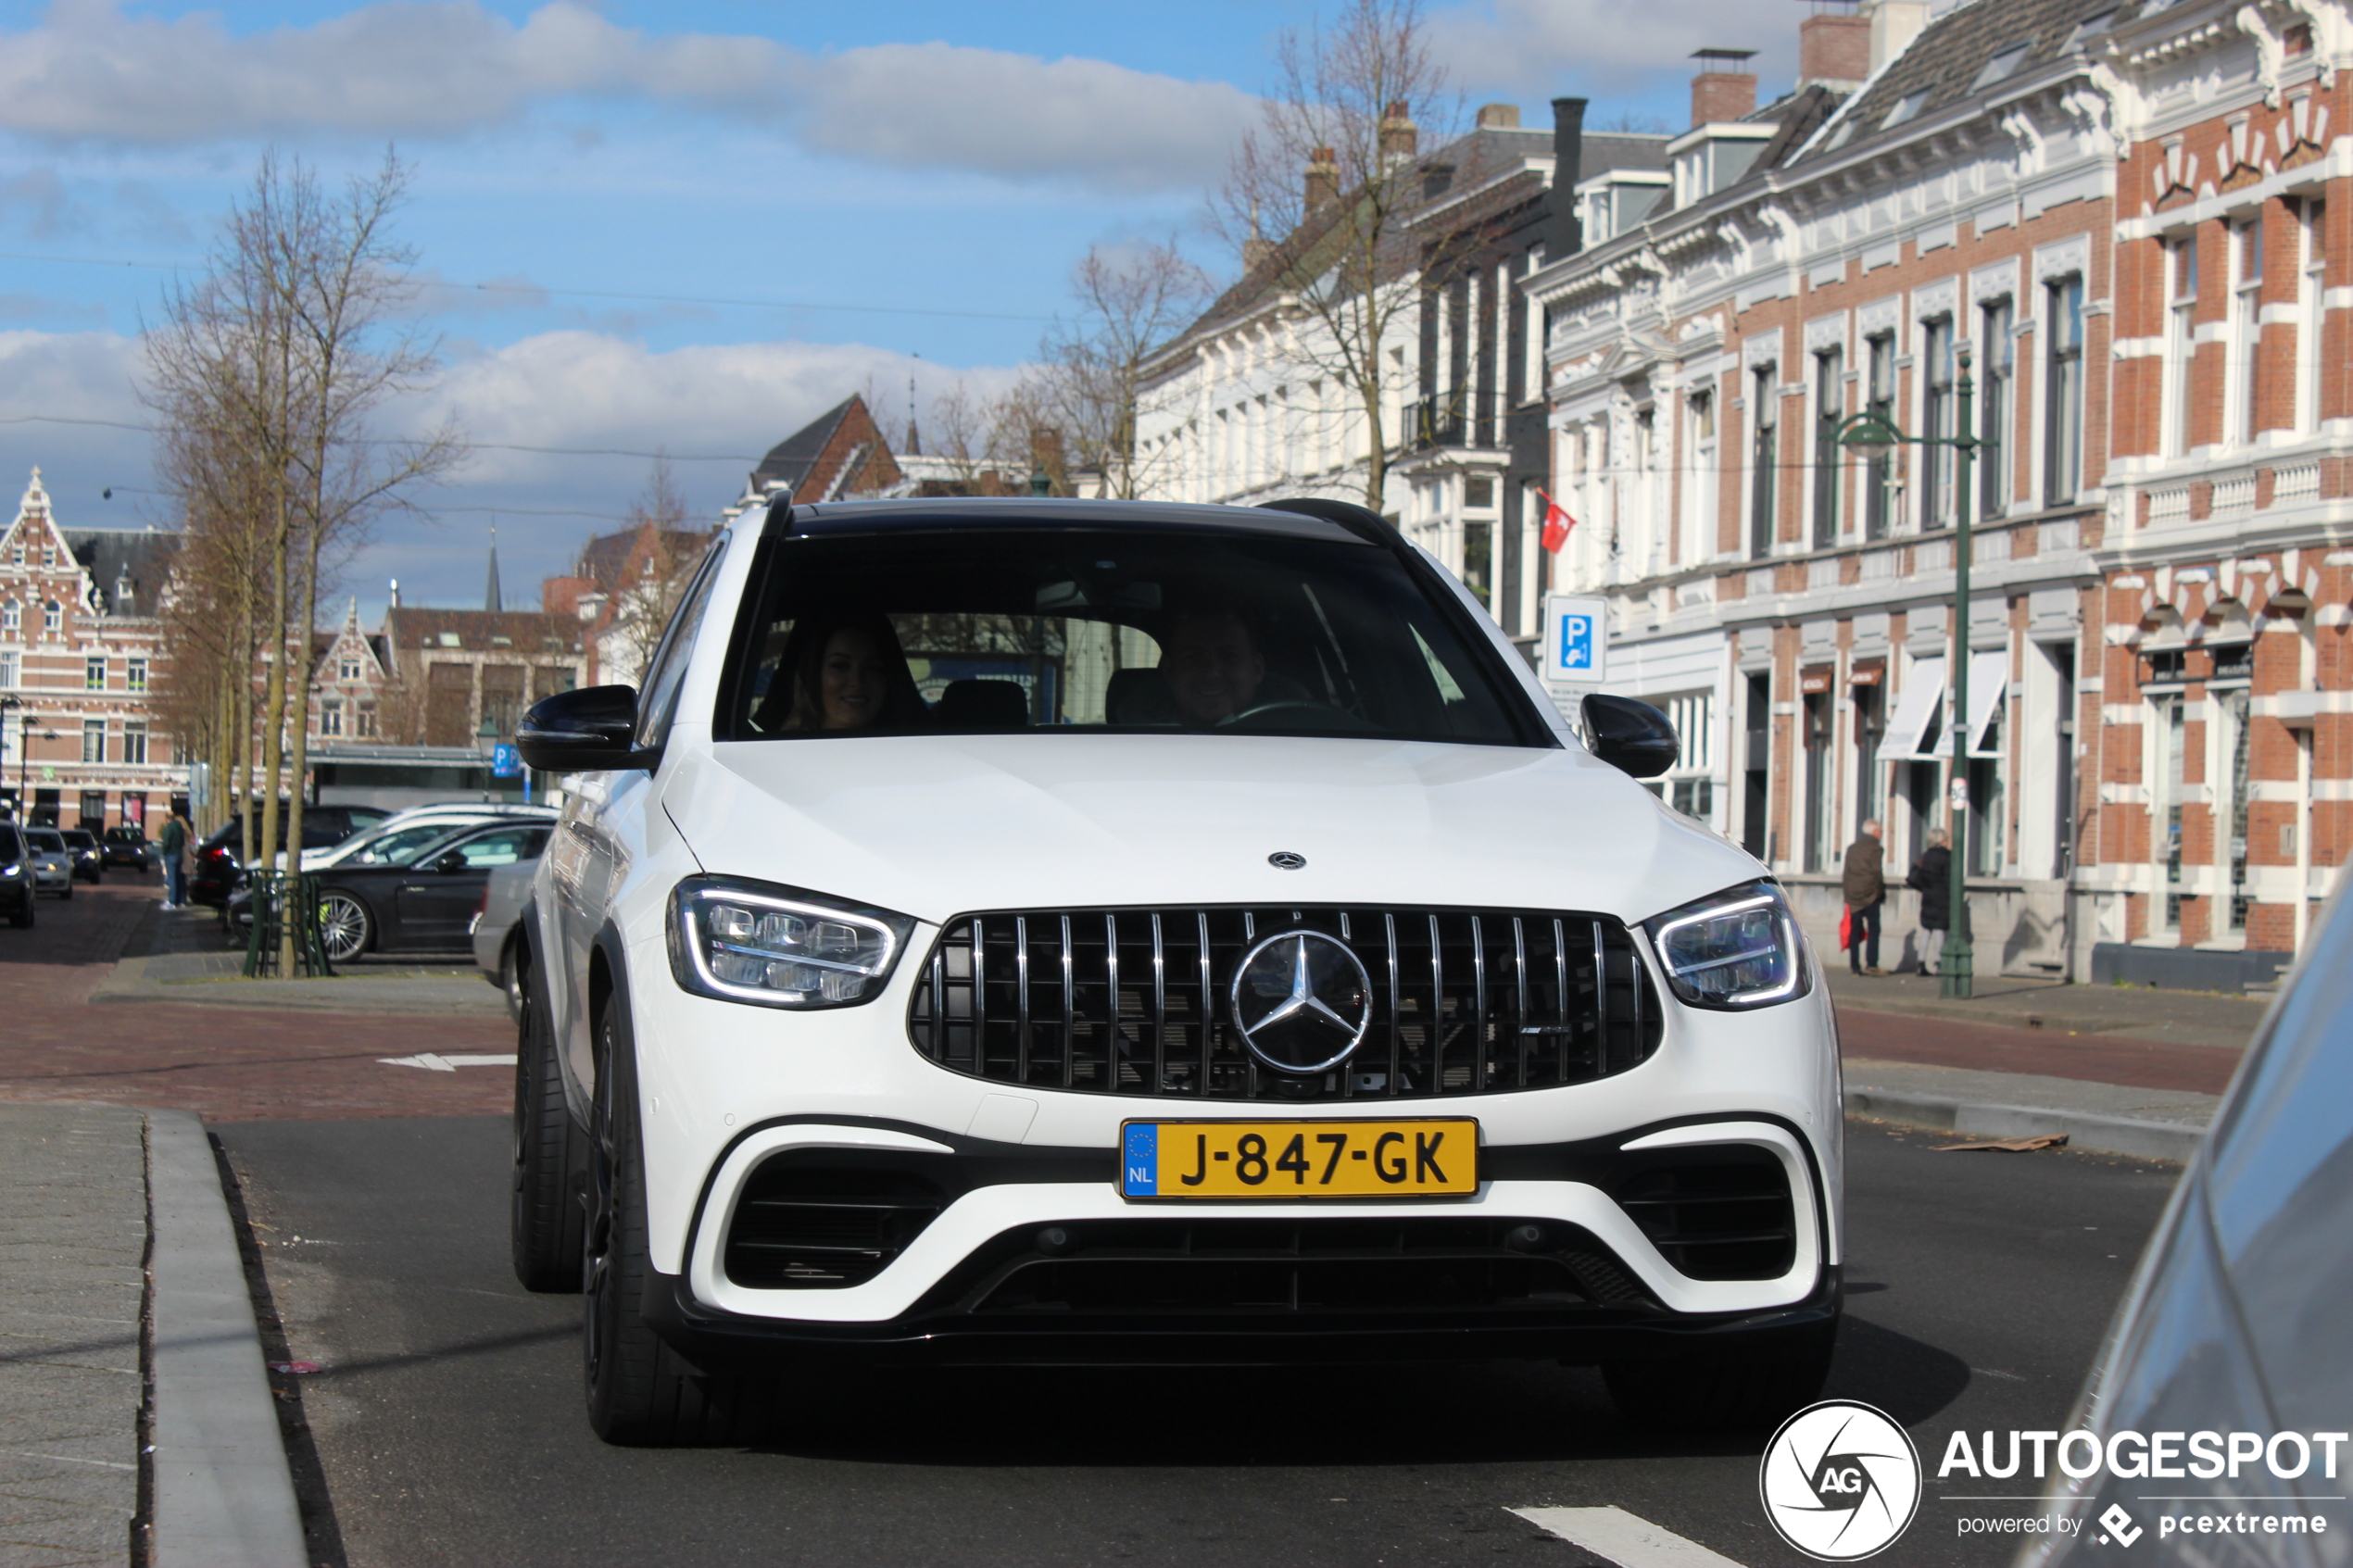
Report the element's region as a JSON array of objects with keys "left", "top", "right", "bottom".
[{"left": 217, "top": 1116, "right": 2183, "bottom": 1568}]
